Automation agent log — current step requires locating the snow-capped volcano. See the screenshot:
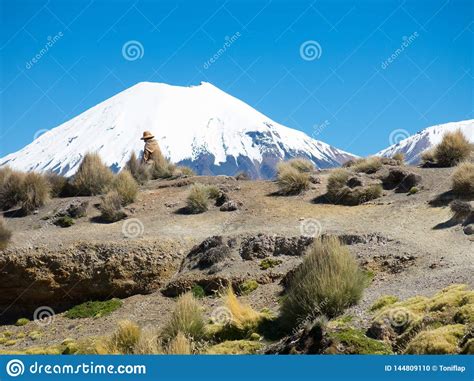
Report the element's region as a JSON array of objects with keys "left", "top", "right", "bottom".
[
  {"left": 0, "top": 82, "right": 355, "bottom": 178},
  {"left": 376, "top": 120, "right": 474, "bottom": 164}
]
